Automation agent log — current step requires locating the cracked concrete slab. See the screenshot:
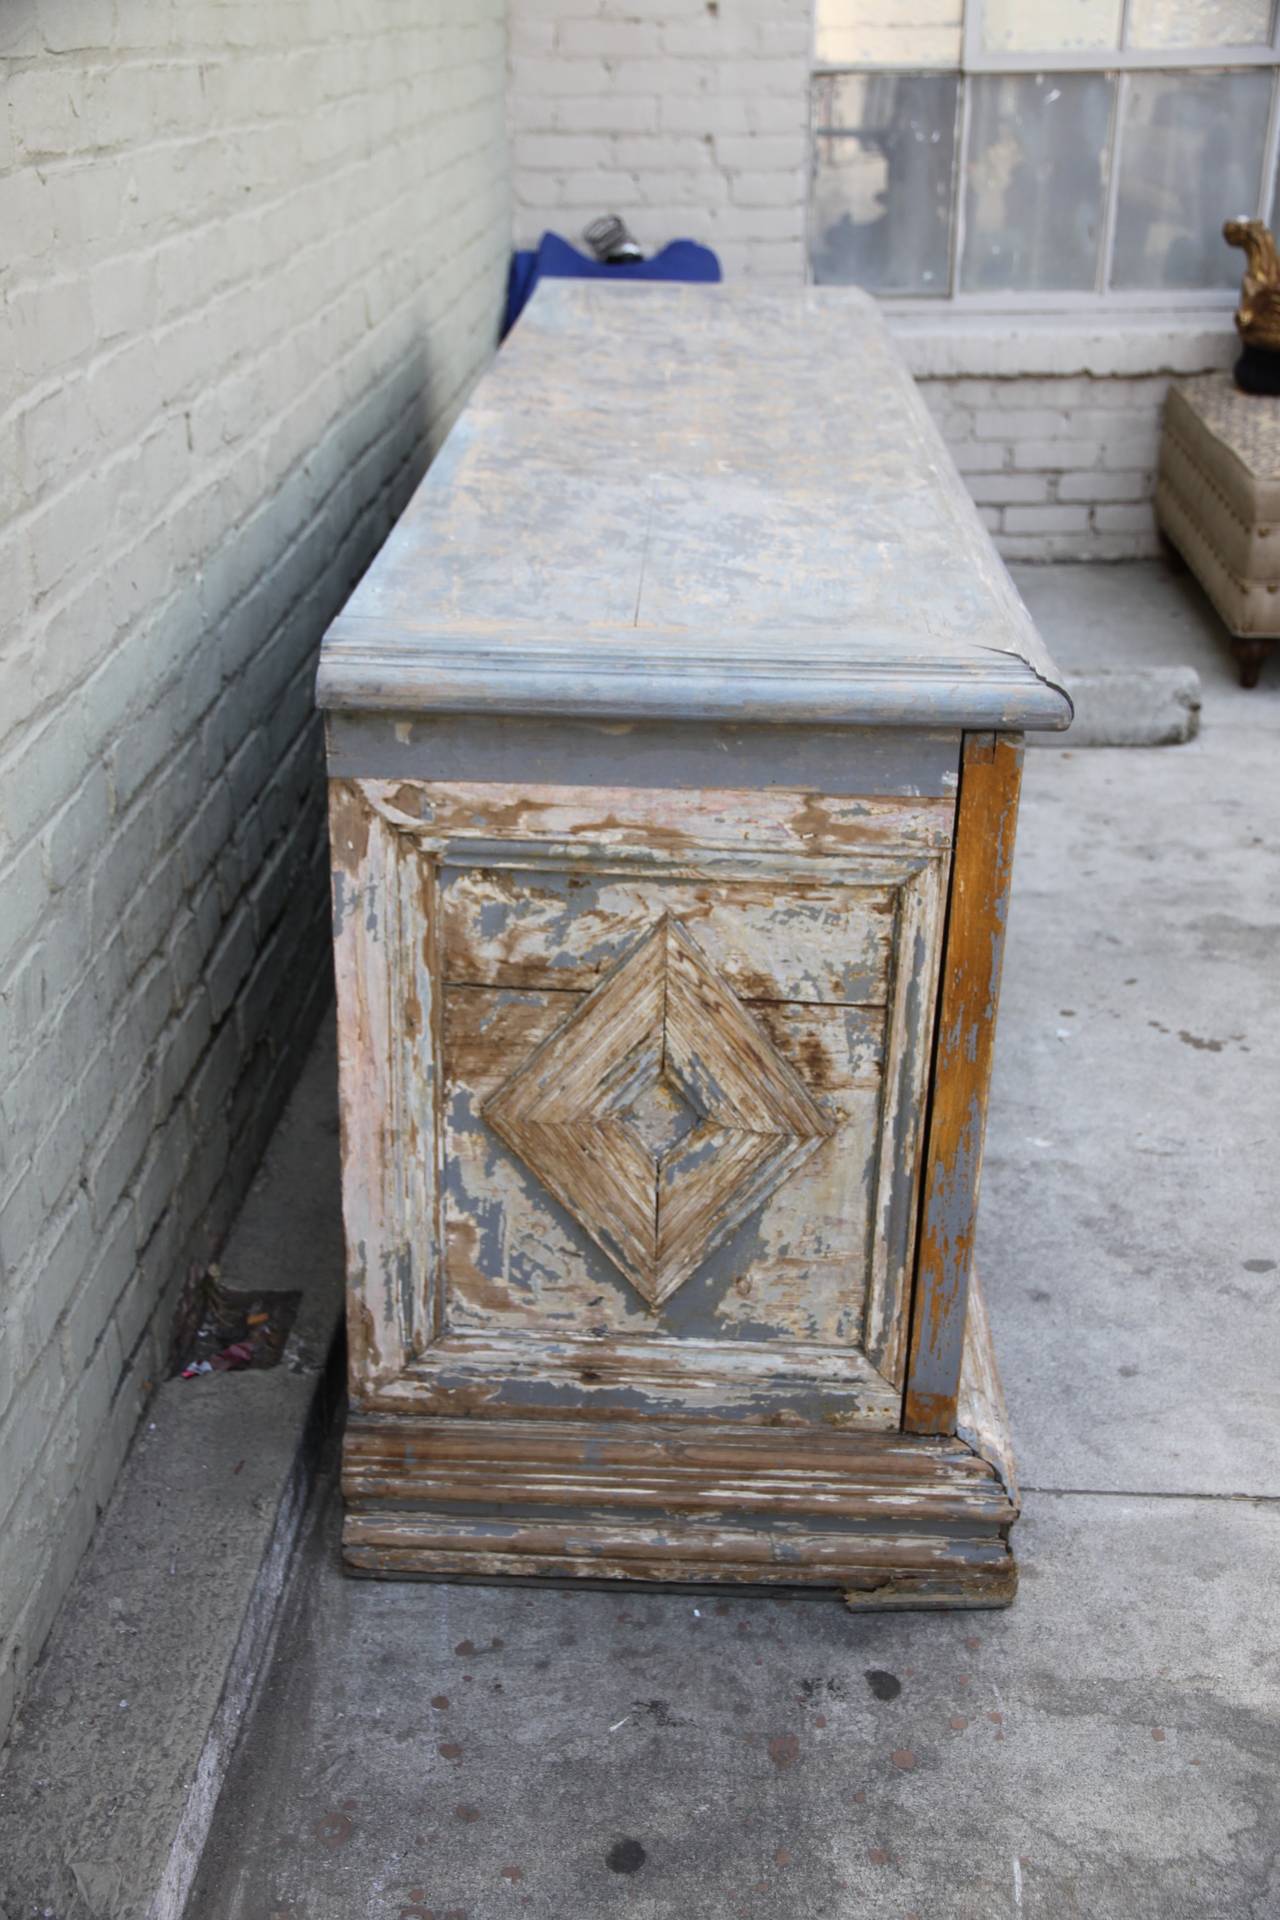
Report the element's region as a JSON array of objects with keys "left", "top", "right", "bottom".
[
  {"left": 182, "top": 559, "right": 1280, "bottom": 1920},
  {"left": 185, "top": 1482, "right": 1280, "bottom": 1920}
]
